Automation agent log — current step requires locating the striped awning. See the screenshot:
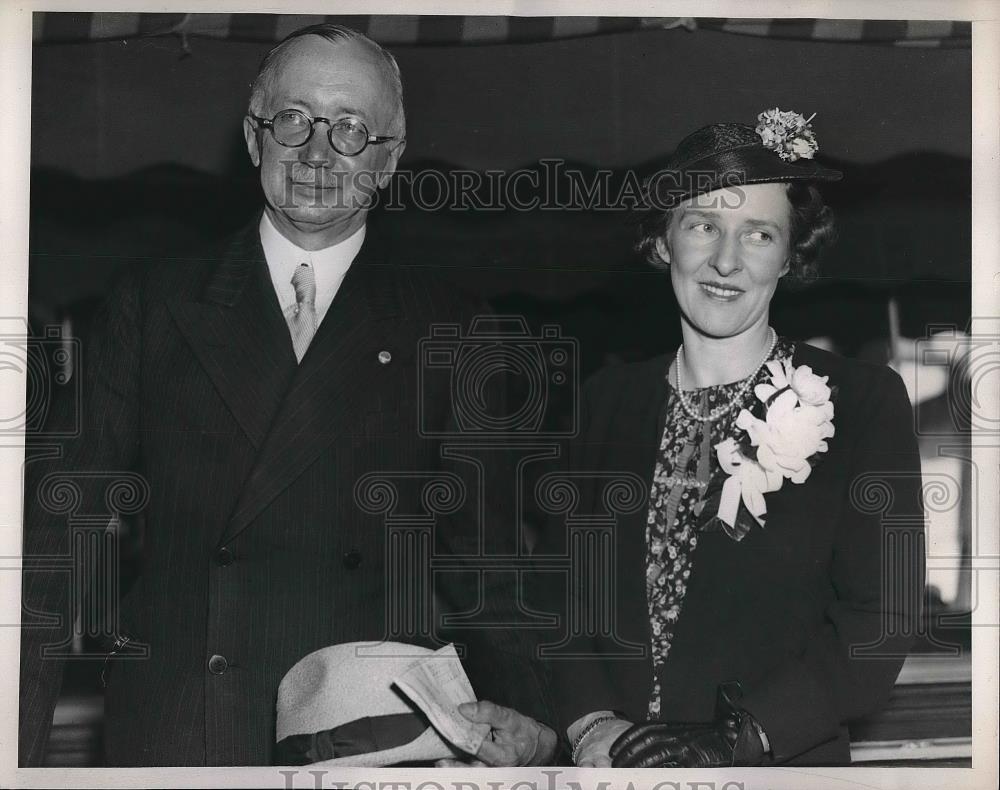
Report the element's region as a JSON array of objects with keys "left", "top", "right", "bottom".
[
  {"left": 32, "top": 13, "right": 970, "bottom": 48},
  {"left": 697, "top": 17, "right": 970, "bottom": 48}
]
